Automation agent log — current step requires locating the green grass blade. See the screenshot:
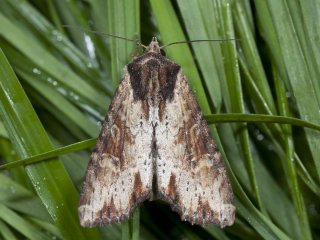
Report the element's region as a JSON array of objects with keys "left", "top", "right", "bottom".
[
  {"left": 218, "top": 0, "right": 264, "bottom": 212},
  {"left": 274, "top": 67, "right": 310, "bottom": 239},
  {"left": 0, "top": 138, "right": 96, "bottom": 171},
  {"left": 233, "top": 1, "right": 276, "bottom": 114},
  {"left": 0, "top": 48, "right": 99, "bottom": 239},
  {"left": 108, "top": 0, "right": 140, "bottom": 87},
  {"left": 0, "top": 219, "right": 16, "bottom": 240},
  {"left": 176, "top": 0, "right": 224, "bottom": 109},
  {"left": 0, "top": 204, "right": 47, "bottom": 240},
  {"left": 264, "top": 1, "right": 320, "bottom": 180},
  {"left": 0, "top": 12, "right": 108, "bottom": 109},
  {"left": 206, "top": 113, "right": 320, "bottom": 131}
]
